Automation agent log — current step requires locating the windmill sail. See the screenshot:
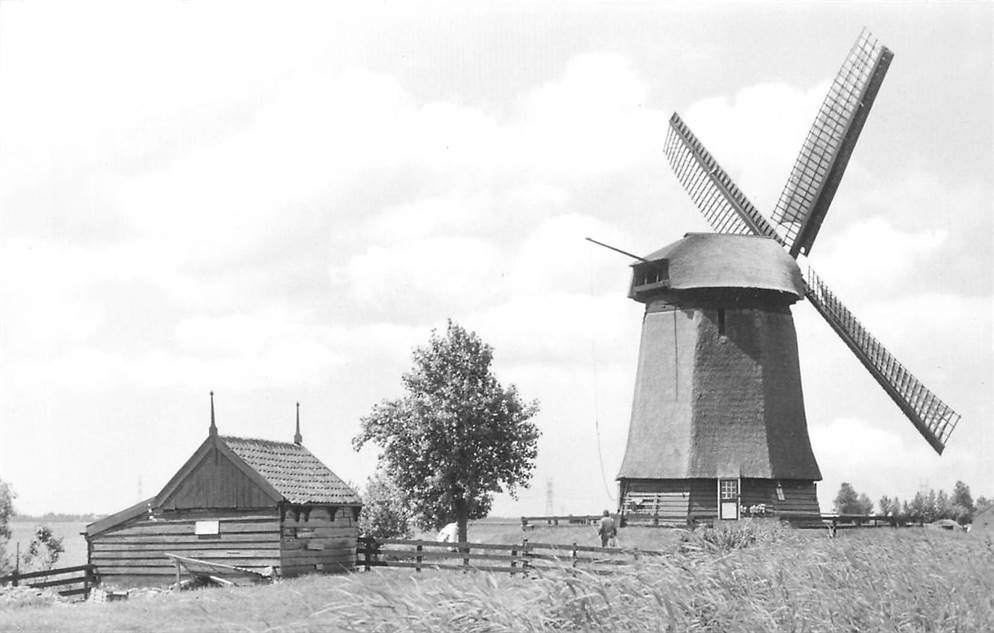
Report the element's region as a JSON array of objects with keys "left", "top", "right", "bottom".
[
  {"left": 664, "top": 113, "right": 784, "bottom": 243},
  {"left": 772, "top": 30, "right": 893, "bottom": 257},
  {"left": 804, "top": 267, "right": 960, "bottom": 454},
  {"left": 663, "top": 109, "right": 961, "bottom": 454}
]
